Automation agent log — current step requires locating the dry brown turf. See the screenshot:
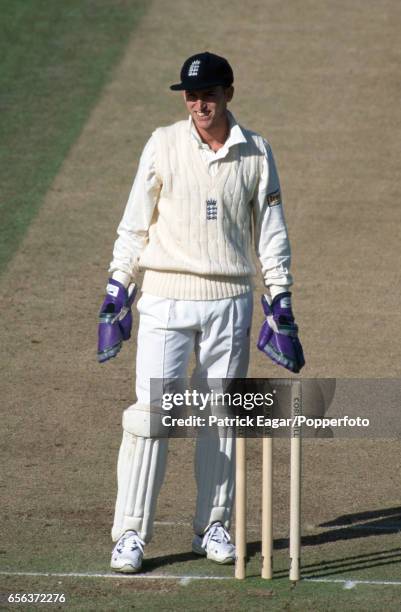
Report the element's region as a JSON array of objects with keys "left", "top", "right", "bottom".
[{"left": 1, "top": 0, "right": 401, "bottom": 609}]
